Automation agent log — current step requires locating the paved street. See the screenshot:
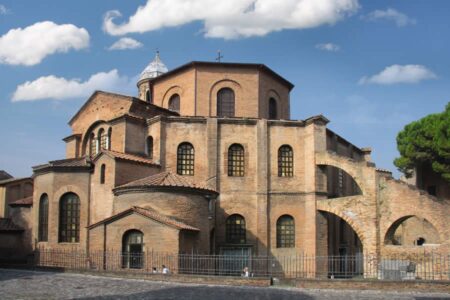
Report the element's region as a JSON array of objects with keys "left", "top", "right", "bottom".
[{"left": 0, "top": 268, "right": 449, "bottom": 299}]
